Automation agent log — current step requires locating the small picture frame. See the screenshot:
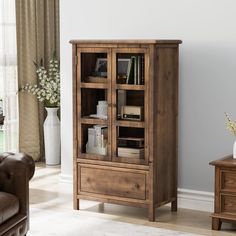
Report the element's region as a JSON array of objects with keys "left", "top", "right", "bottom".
[
  {"left": 95, "top": 58, "right": 107, "bottom": 77},
  {"left": 117, "top": 58, "right": 132, "bottom": 77}
]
